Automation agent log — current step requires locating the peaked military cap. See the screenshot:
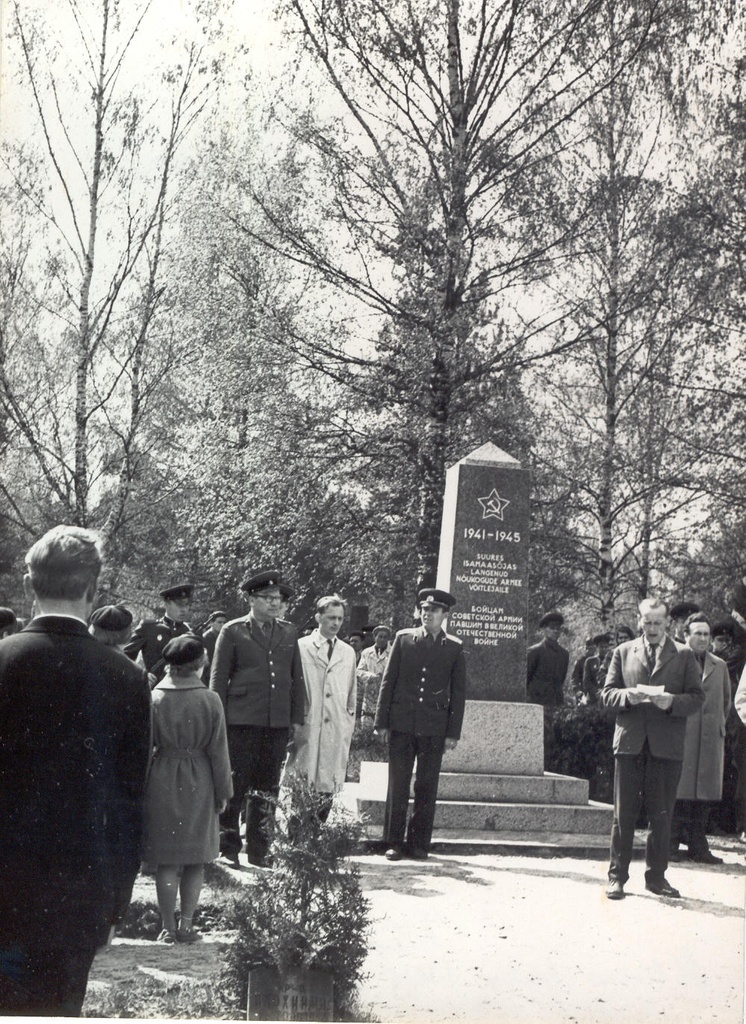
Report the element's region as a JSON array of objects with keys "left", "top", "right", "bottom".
[
  {"left": 278, "top": 582, "right": 294, "bottom": 600},
  {"left": 163, "top": 633, "right": 204, "bottom": 665},
  {"left": 90, "top": 604, "right": 133, "bottom": 632},
  {"left": 670, "top": 601, "right": 700, "bottom": 619},
  {"left": 0, "top": 607, "right": 16, "bottom": 630},
  {"left": 372, "top": 623, "right": 392, "bottom": 635},
  {"left": 418, "top": 588, "right": 456, "bottom": 610},
  {"left": 206, "top": 609, "right": 228, "bottom": 623},
  {"left": 160, "top": 583, "right": 194, "bottom": 601},
  {"left": 538, "top": 611, "right": 564, "bottom": 628},
  {"left": 591, "top": 632, "right": 612, "bottom": 646},
  {"left": 241, "top": 569, "right": 285, "bottom": 594}
]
